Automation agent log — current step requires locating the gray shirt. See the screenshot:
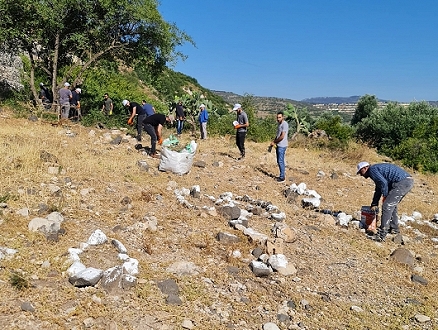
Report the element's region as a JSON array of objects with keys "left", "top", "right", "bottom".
[
  {"left": 237, "top": 111, "right": 248, "bottom": 132},
  {"left": 276, "top": 120, "right": 289, "bottom": 148},
  {"left": 59, "top": 88, "right": 72, "bottom": 104}
]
